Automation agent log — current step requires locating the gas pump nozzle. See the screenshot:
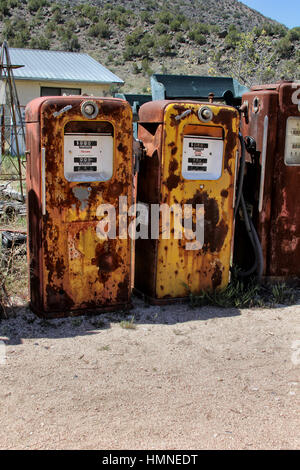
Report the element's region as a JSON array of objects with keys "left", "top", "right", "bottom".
[
  {"left": 244, "top": 136, "right": 260, "bottom": 165},
  {"left": 239, "top": 101, "right": 249, "bottom": 124}
]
